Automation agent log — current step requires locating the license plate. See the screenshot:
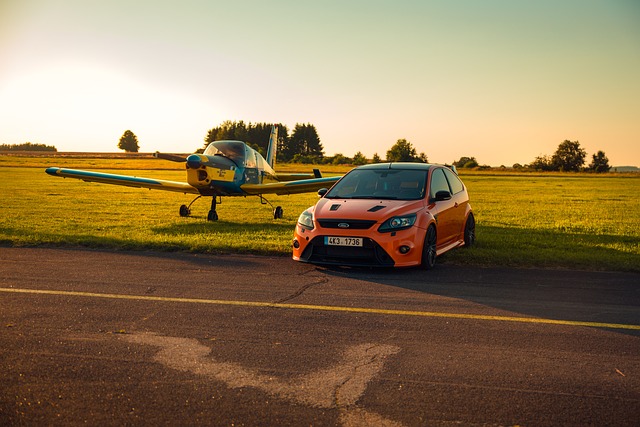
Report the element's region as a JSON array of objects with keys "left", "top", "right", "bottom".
[{"left": 325, "top": 236, "right": 363, "bottom": 247}]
